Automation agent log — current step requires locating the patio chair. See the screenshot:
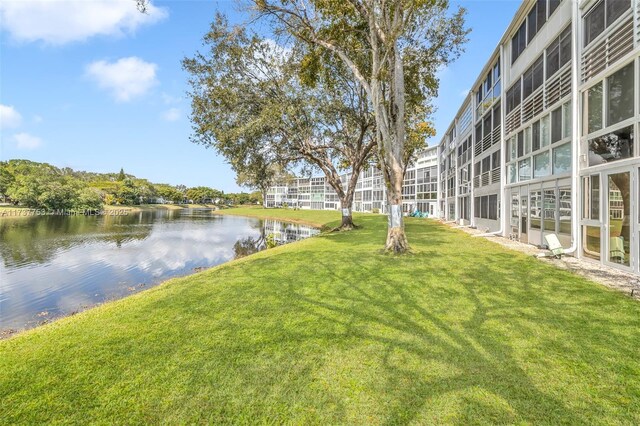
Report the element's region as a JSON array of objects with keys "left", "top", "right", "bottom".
[{"left": 539, "top": 233, "right": 565, "bottom": 258}]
